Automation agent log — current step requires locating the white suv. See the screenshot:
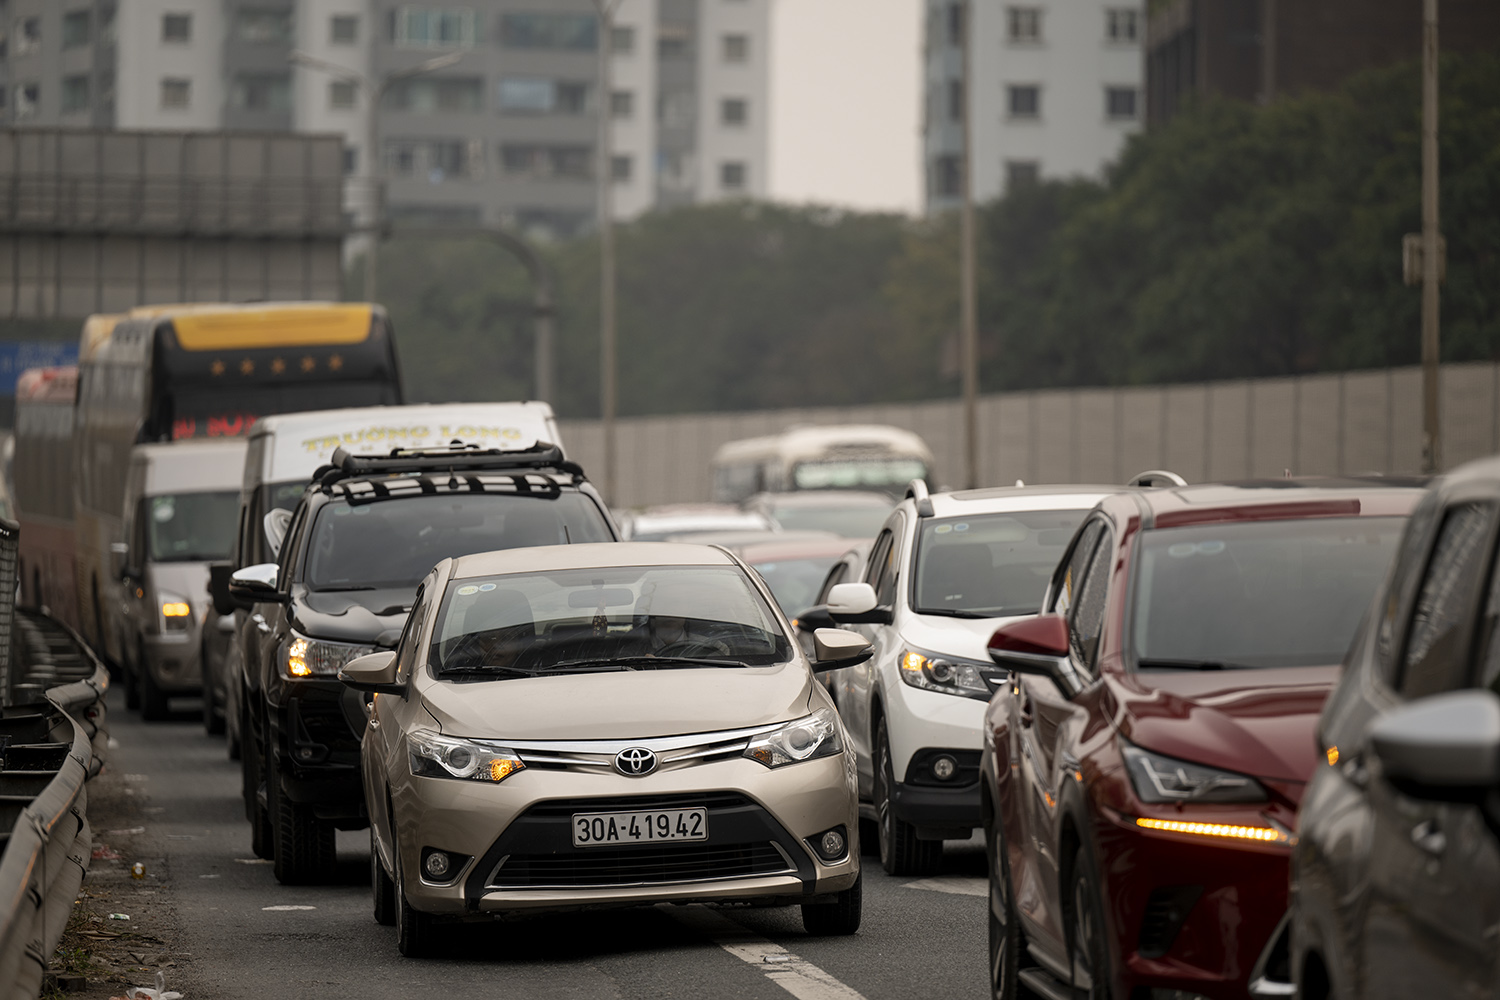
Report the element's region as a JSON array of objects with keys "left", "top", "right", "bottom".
[{"left": 812, "top": 481, "right": 1119, "bottom": 876}]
